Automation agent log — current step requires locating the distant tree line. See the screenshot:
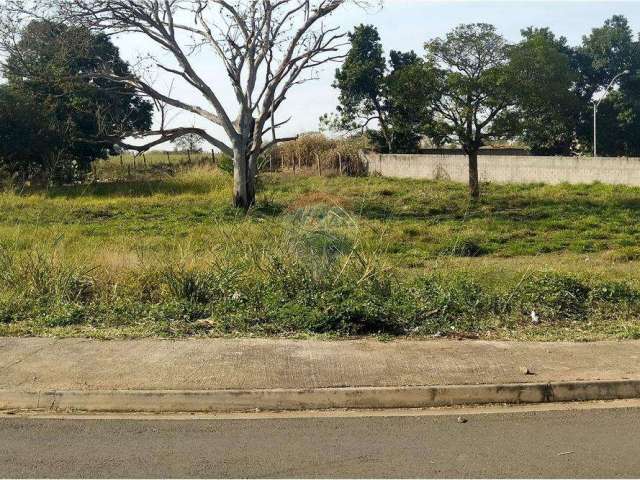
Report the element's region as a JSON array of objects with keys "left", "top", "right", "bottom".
[{"left": 326, "top": 17, "right": 640, "bottom": 197}]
